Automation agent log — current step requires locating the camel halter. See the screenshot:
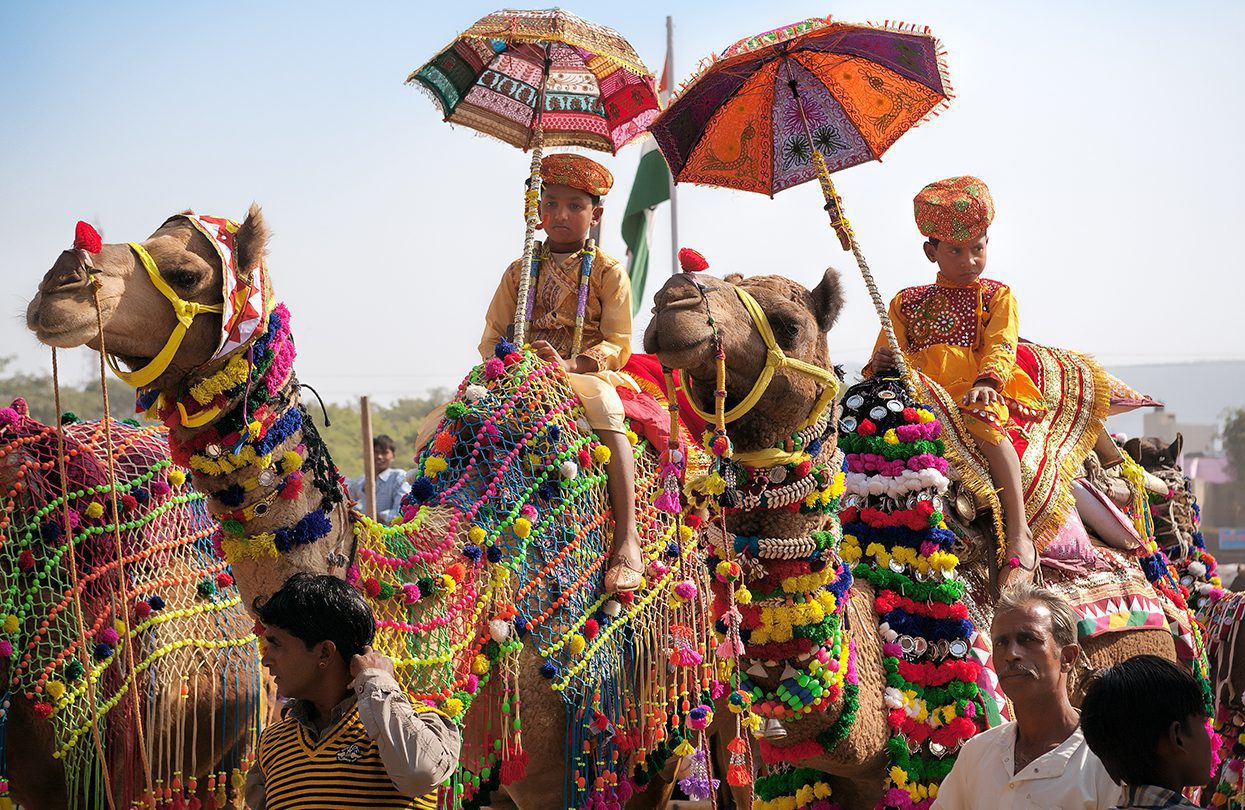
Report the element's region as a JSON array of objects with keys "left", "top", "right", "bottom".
[
  {"left": 678, "top": 285, "right": 840, "bottom": 429},
  {"left": 104, "top": 241, "right": 223, "bottom": 388}
]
